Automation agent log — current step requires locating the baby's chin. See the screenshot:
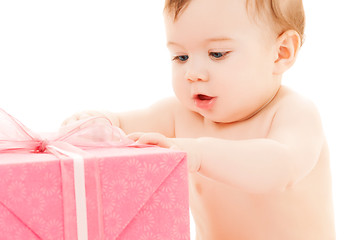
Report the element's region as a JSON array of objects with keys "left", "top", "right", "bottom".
[
  {"left": 183, "top": 98, "right": 244, "bottom": 123},
  {"left": 196, "top": 110, "right": 238, "bottom": 124},
  {"left": 201, "top": 106, "right": 264, "bottom": 124}
]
